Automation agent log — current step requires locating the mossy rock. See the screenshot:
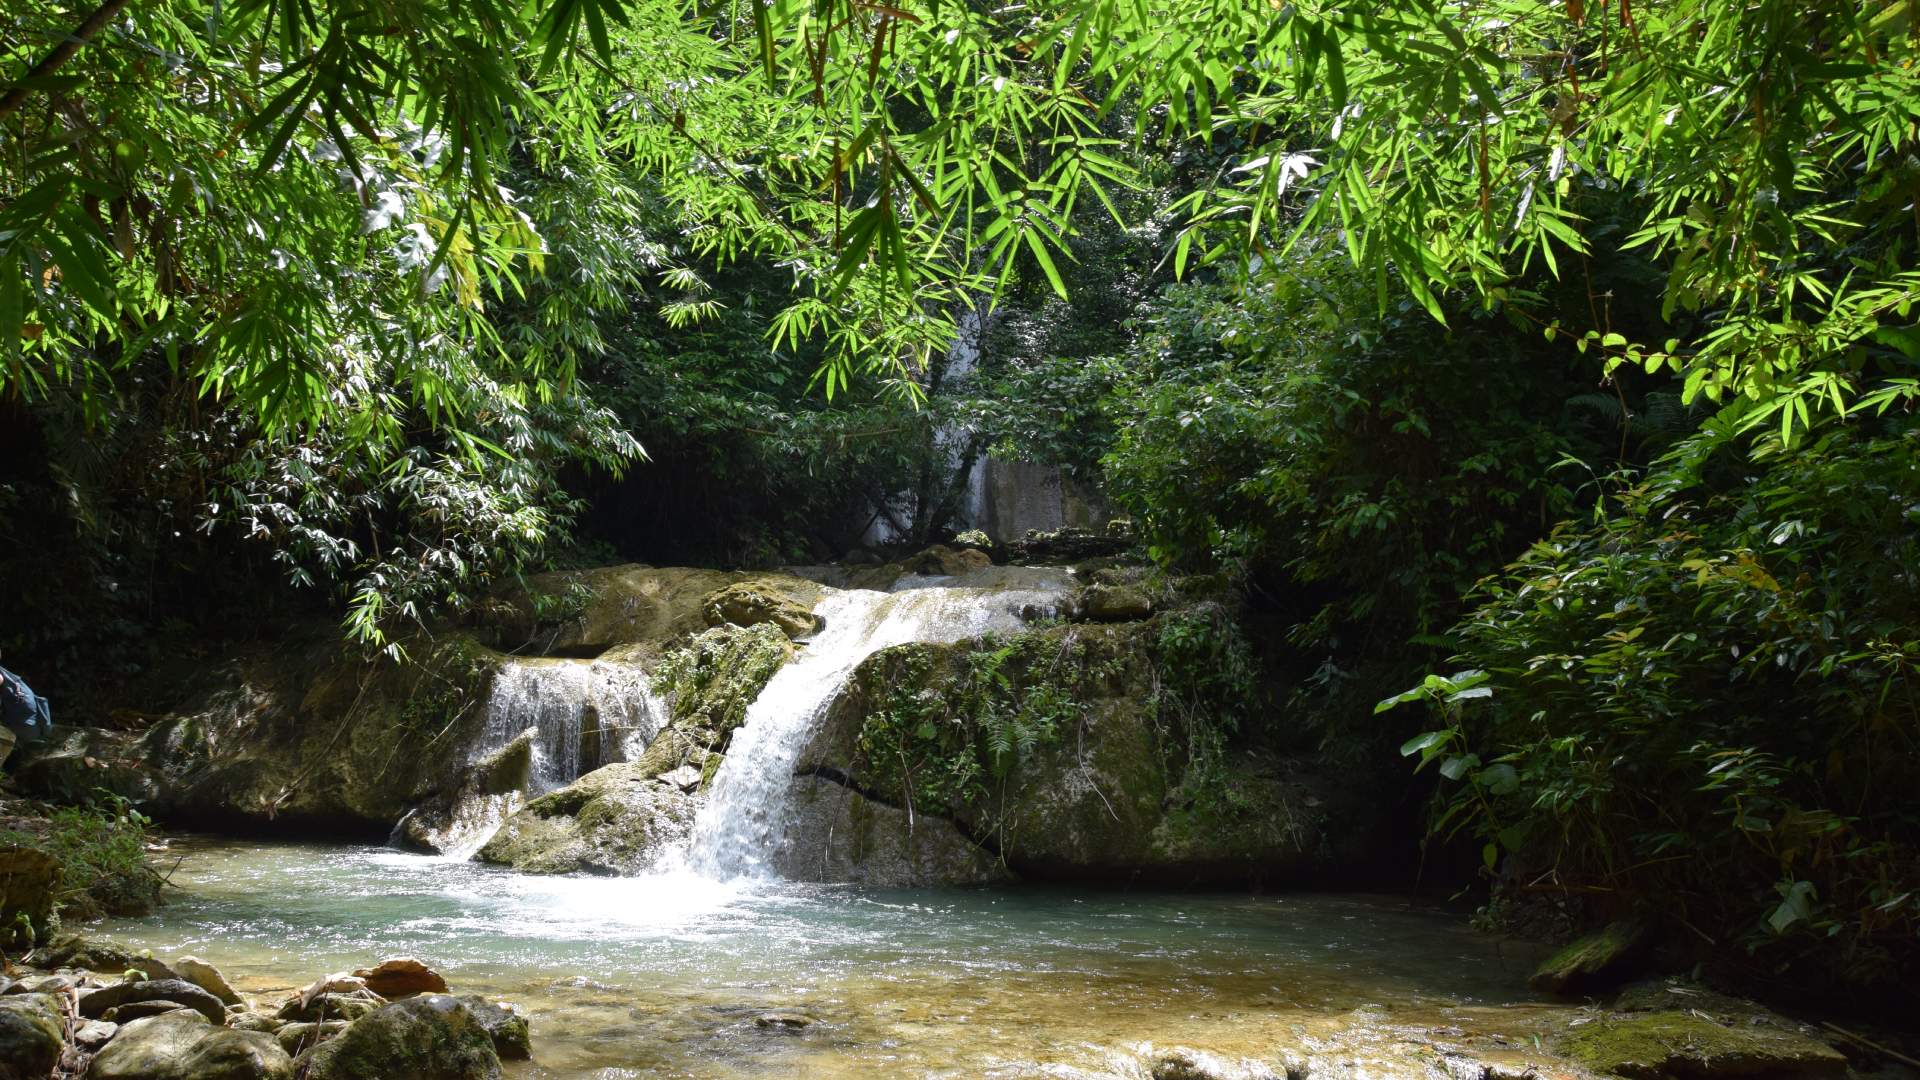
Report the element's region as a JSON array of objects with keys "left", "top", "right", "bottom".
[
  {"left": 476, "top": 763, "right": 695, "bottom": 875},
  {"left": 701, "top": 580, "right": 821, "bottom": 639},
  {"left": 1531, "top": 919, "right": 1650, "bottom": 994},
  {"left": 644, "top": 623, "right": 793, "bottom": 772},
  {"left": 1559, "top": 1009, "right": 1847, "bottom": 1078},
  {"left": 300, "top": 995, "right": 501, "bottom": 1080}
]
